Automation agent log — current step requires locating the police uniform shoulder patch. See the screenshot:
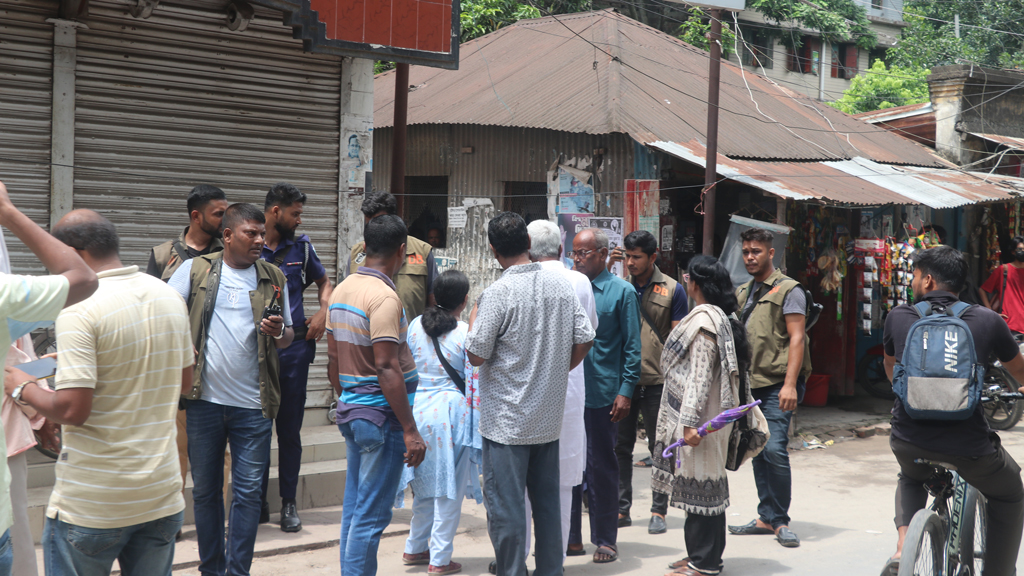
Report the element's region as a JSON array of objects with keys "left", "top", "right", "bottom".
[{"left": 355, "top": 252, "right": 366, "bottom": 264}]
